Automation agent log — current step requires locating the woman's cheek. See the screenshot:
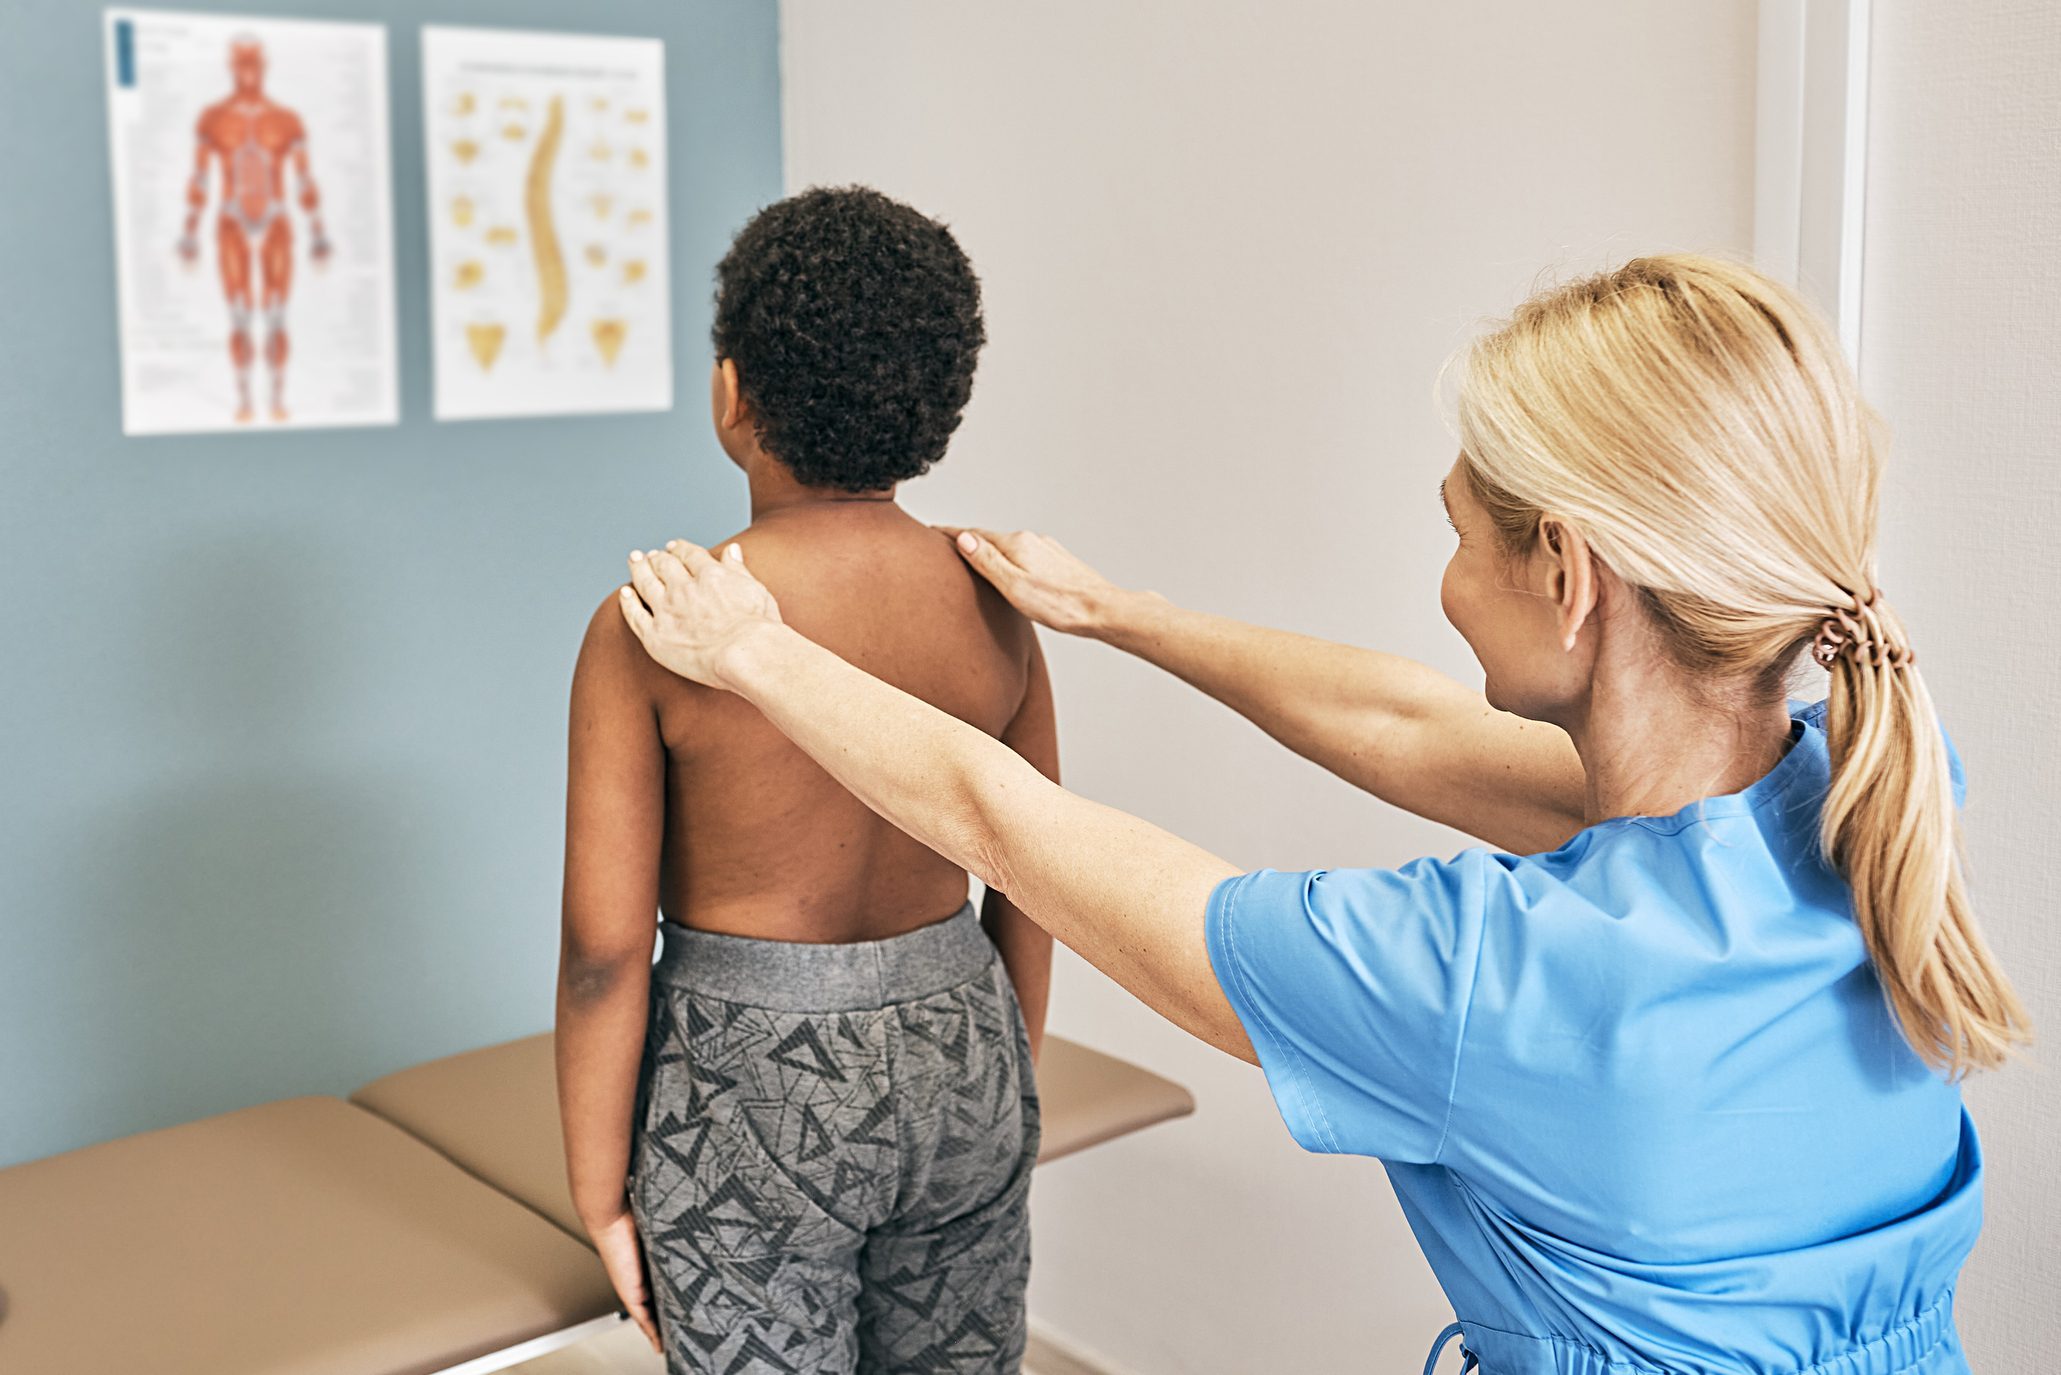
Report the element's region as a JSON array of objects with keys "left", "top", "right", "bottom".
[
  {"left": 1442, "top": 550, "right": 1495, "bottom": 651},
  {"left": 1443, "top": 554, "right": 1515, "bottom": 708}
]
